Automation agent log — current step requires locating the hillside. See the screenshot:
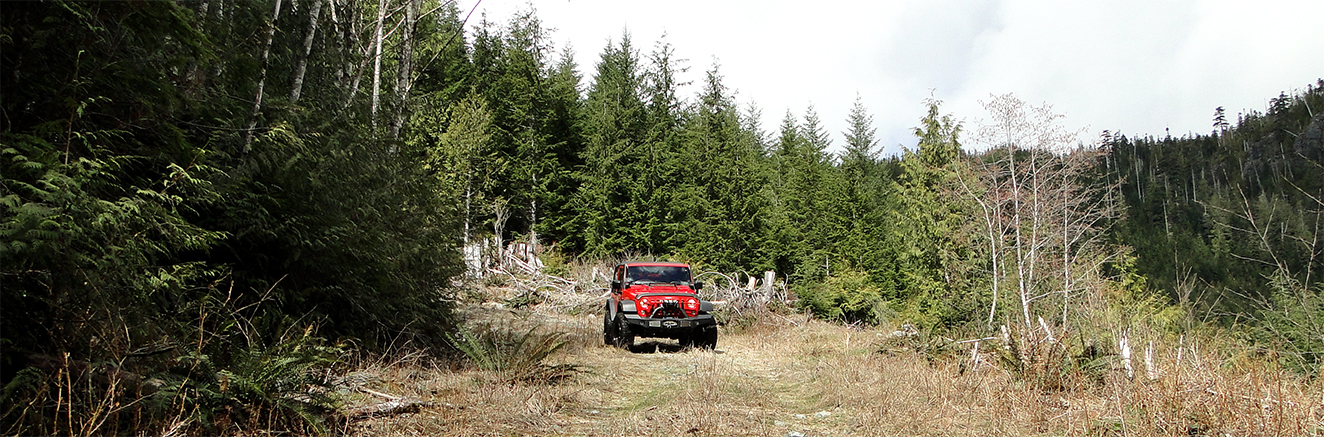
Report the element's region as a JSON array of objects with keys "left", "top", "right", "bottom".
[{"left": 1108, "top": 82, "right": 1324, "bottom": 315}]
